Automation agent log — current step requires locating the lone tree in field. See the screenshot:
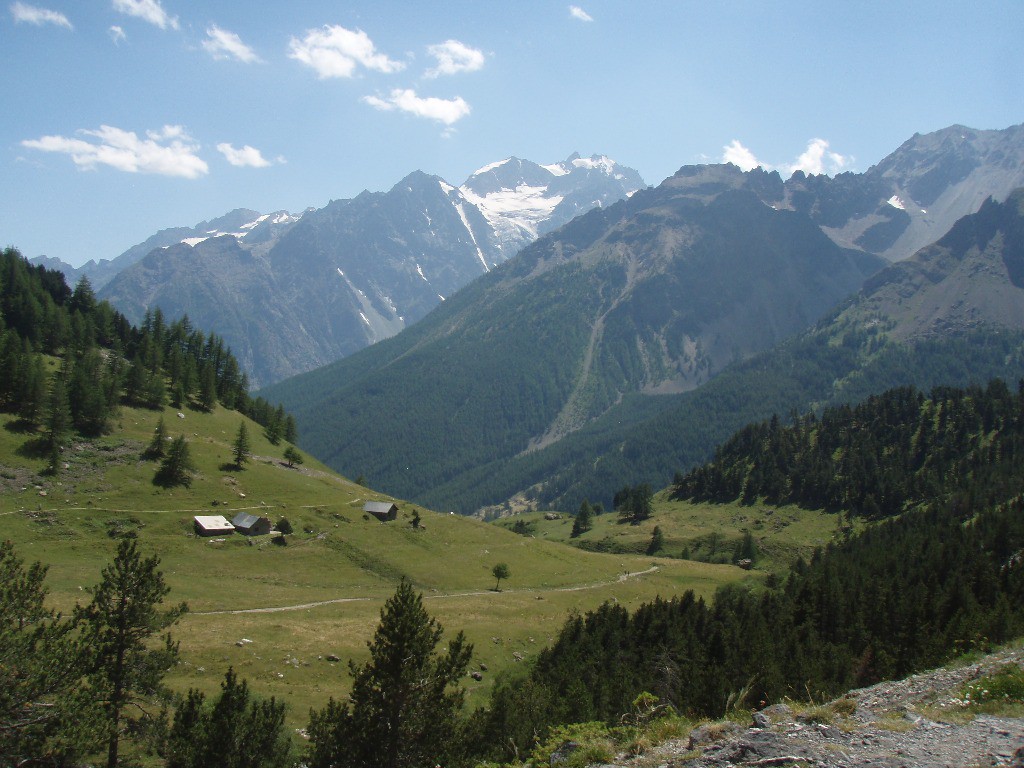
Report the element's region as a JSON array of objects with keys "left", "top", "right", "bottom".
[
  {"left": 571, "top": 499, "right": 594, "bottom": 538},
  {"left": 491, "top": 562, "right": 510, "bottom": 591},
  {"left": 283, "top": 445, "right": 303, "bottom": 468},
  {"left": 232, "top": 421, "right": 251, "bottom": 469},
  {"left": 305, "top": 579, "right": 472, "bottom": 768},
  {"left": 78, "top": 538, "right": 188, "bottom": 768},
  {"left": 154, "top": 435, "right": 196, "bottom": 487}
]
